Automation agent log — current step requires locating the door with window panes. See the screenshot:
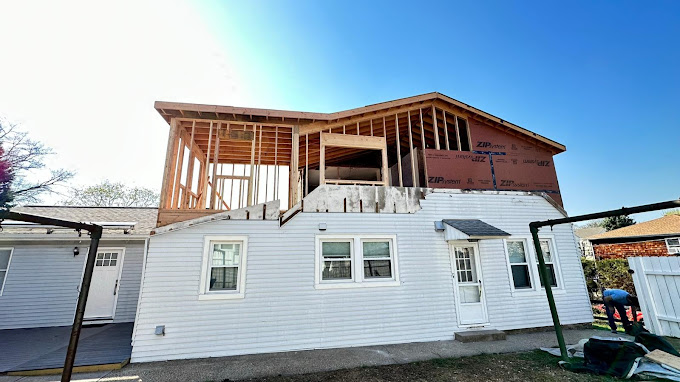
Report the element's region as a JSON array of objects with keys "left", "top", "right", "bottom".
[
  {"left": 450, "top": 243, "right": 488, "bottom": 325},
  {"left": 84, "top": 250, "right": 123, "bottom": 320}
]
